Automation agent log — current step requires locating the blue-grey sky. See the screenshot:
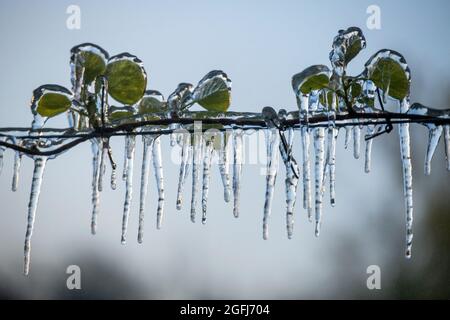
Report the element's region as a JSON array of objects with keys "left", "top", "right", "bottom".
[{"left": 0, "top": 0, "right": 449, "bottom": 298}]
